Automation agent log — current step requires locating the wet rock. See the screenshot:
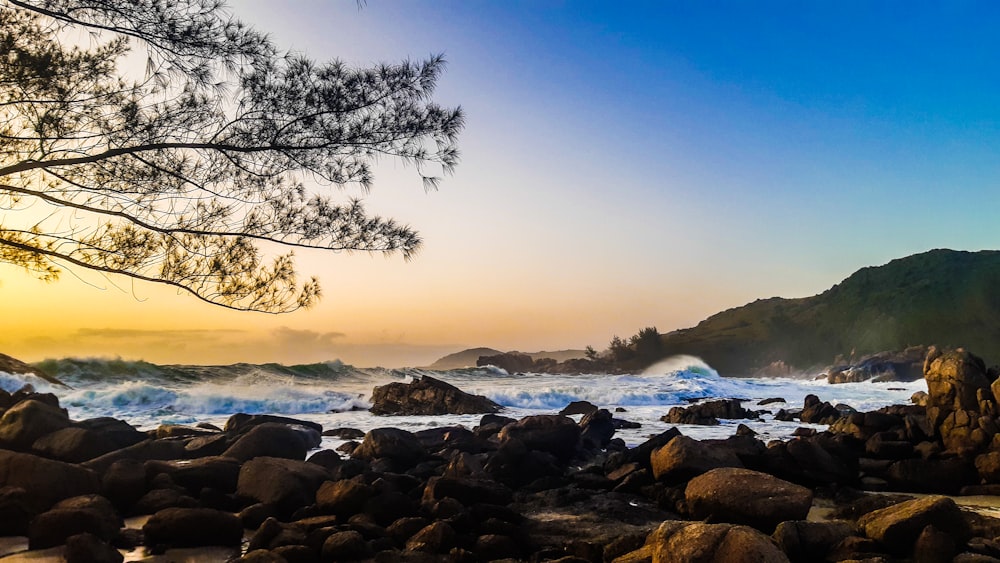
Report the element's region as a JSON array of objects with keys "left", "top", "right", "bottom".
[
  {"left": 0, "top": 486, "right": 36, "bottom": 535},
  {"left": 477, "top": 352, "right": 535, "bottom": 374},
  {"left": 223, "top": 422, "right": 316, "bottom": 461},
  {"left": 31, "top": 427, "right": 118, "bottom": 463},
  {"left": 662, "top": 399, "right": 751, "bottom": 425},
  {"left": 64, "top": 532, "right": 124, "bottom": 563},
  {"left": 0, "top": 449, "right": 100, "bottom": 509},
  {"left": 886, "top": 458, "right": 975, "bottom": 494},
  {"left": 423, "top": 476, "right": 513, "bottom": 506},
  {"left": 684, "top": 468, "right": 813, "bottom": 533},
  {"left": 800, "top": 395, "right": 841, "bottom": 424},
  {"left": 237, "top": 457, "right": 332, "bottom": 516},
  {"left": 315, "top": 479, "right": 374, "bottom": 517},
  {"left": 857, "top": 495, "right": 970, "bottom": 555},
  {"left": 560, "top": 400, "right": 599, "bottom": 416},
  {"left": 143, "top": 507, "right": 243, "bottom": 548},
  {"left": 498, "top": 414, "right": 582, "bottom": 461},
  {"left": 145, "top": 456, "right": 242, "bottom": 494},
  {"left": 772, "top": 520, "right": 854, "bottom": 563},
  {"left": 132, "top": 488, "right": 199, "bottom": 515},
  {"left": 322, "top": 530, "right": 371, "bottom": 560},
  {"left": 913, "top": 524, "right": 957, "bottom": 563},
  {"left": 100, "top": 459, "right": 147, "bottom": 511},
  {"left": 28, "top": 494, "right": 121, "bottom": 549},
  {"left": 579, "top": 408, "right": 616, "bottom": 448},
  {"left": 647, "top": 520, "right": 790, "bottom": 563},
  {"left": 370, "top": 375, "right": 501, "bottom": 415},
  {"left": 0, "top": 399, "right": 71, "bottom": 449},
  {"left": 406, "top": 521, "right": 456, "bottom": 553},
  {"left": 650, "top": 435, "right": 742, "bottom": 482},
  {"left": 323, "top": 427, "right": 365, "bottom": 439},
  {"left": 224, "top": 413, "right": 323, "bottom": 435},
  {"left": 352, "top": 428, "right": 428, "bottom": 467},
  {"left": 83, "top": 438, "right": 190, "bottom": 474}
]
